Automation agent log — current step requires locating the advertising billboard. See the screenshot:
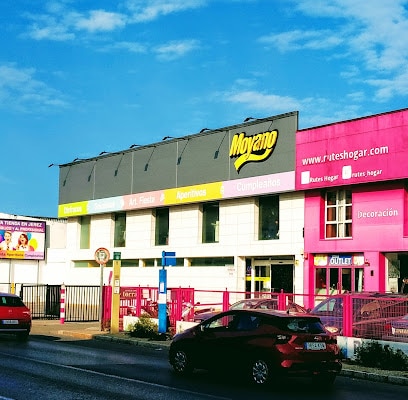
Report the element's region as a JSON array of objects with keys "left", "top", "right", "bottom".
[
  {"left": 296, "top": 108, "right": 408, "bottom": 189},
  {"left": 0, "top": 219, "right": 46, "bottom": 260}
]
